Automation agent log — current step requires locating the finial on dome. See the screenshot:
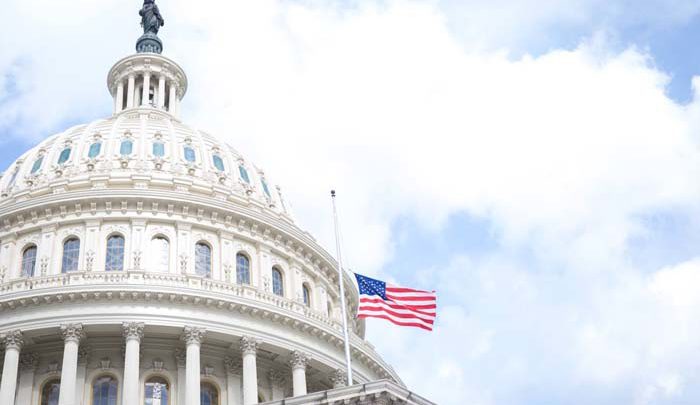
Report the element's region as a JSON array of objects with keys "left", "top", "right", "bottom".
[{"left": 136, "top": 0, "right": 165, "bottom": 54}]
